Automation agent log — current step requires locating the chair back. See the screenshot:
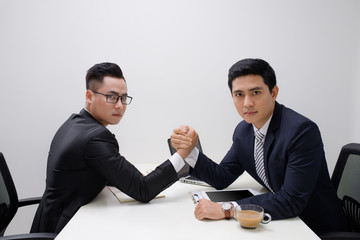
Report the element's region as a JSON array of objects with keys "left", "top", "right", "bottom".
[
  {"left": 342, "top": 195, "right": 360, "bottom": 232},
  {"left": 331, "top": 143, "right": 360, "bottom": 232},
  {"left": 0, "top": 152, "right": 19, "bottom": 236}
]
